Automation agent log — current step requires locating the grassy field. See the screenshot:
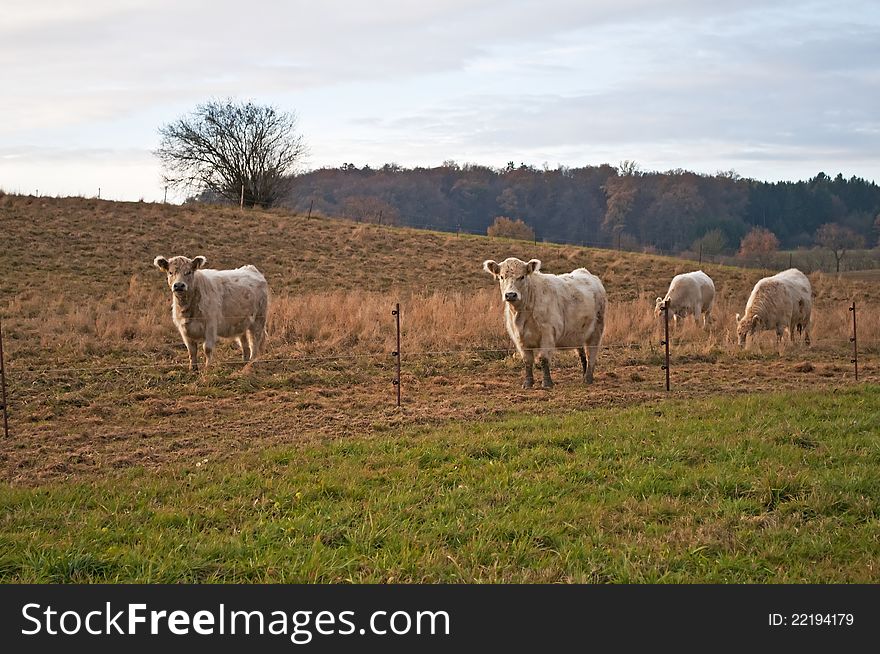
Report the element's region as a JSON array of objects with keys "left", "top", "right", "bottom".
[
  {"left": 1, "top": 387, "right": 877, "bottom": 583},
  {"left": 1, "top": 195, "right": 879, "bottom": 582}
]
